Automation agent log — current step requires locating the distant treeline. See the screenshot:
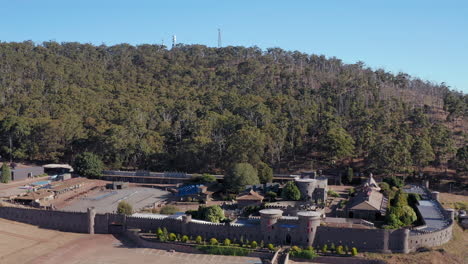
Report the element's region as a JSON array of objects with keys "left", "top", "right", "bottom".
[{"left": 0, "top": 41, "right": 466, "bottom": 174}]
